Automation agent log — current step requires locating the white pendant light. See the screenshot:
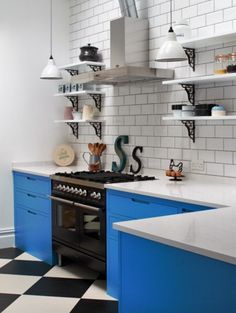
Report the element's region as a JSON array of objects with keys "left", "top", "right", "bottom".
[
  {"left": 155, "top": 0, "right": 187, "bottom": 63},
  {"left": 41, "top": 0, "right": 62, "bottom": 80}
]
